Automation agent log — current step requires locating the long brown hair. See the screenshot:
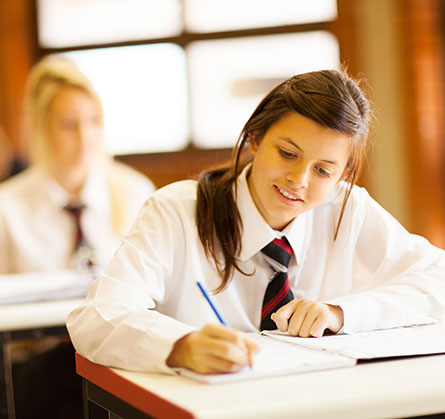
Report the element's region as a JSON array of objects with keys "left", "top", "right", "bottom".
[{"left": 197, "top": 69, "right": 371, "bottom": 292}]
